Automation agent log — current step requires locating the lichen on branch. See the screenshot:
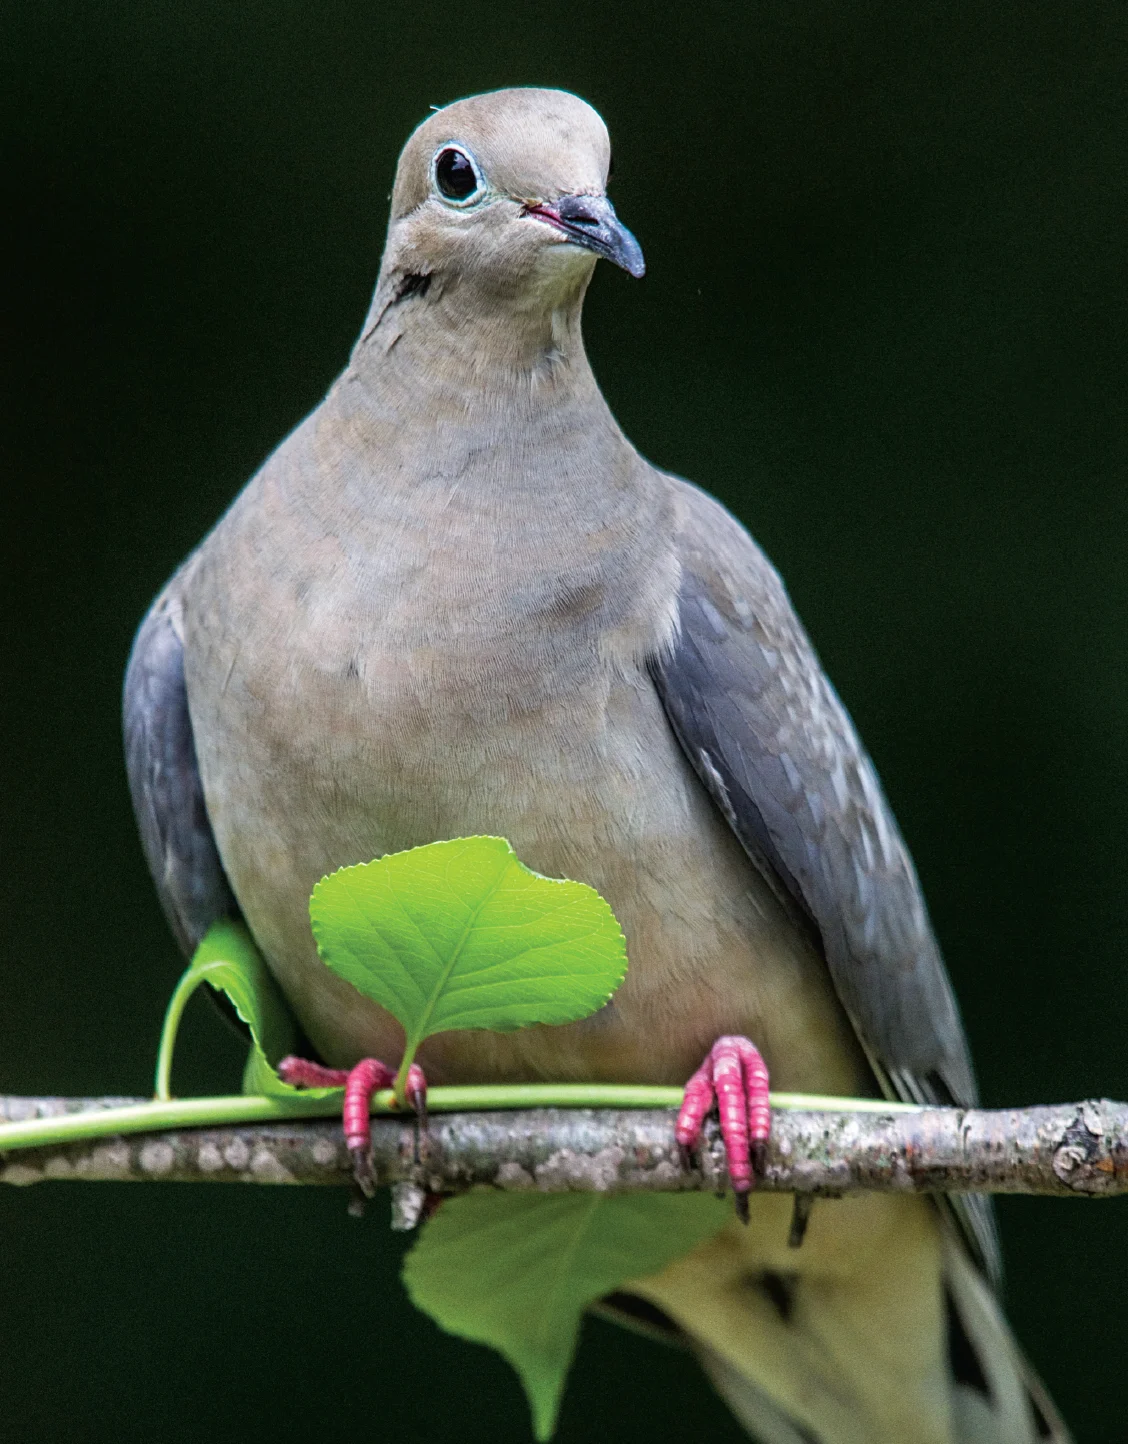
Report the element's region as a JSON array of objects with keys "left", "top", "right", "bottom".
[{"left": 2, "top": 1096, "right": 1125, "bottom": 1200}]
